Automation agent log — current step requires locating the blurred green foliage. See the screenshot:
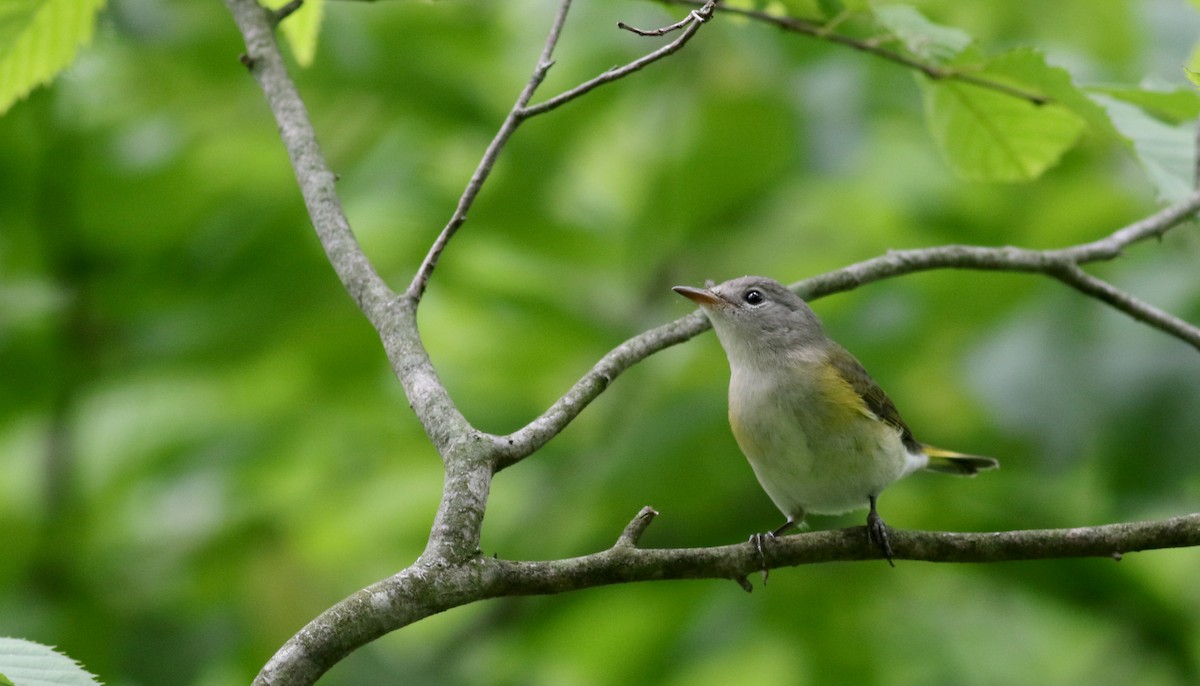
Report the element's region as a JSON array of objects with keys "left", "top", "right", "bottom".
[{"left": 1, "top": 0, "right": 1199, "bottom": 684}]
